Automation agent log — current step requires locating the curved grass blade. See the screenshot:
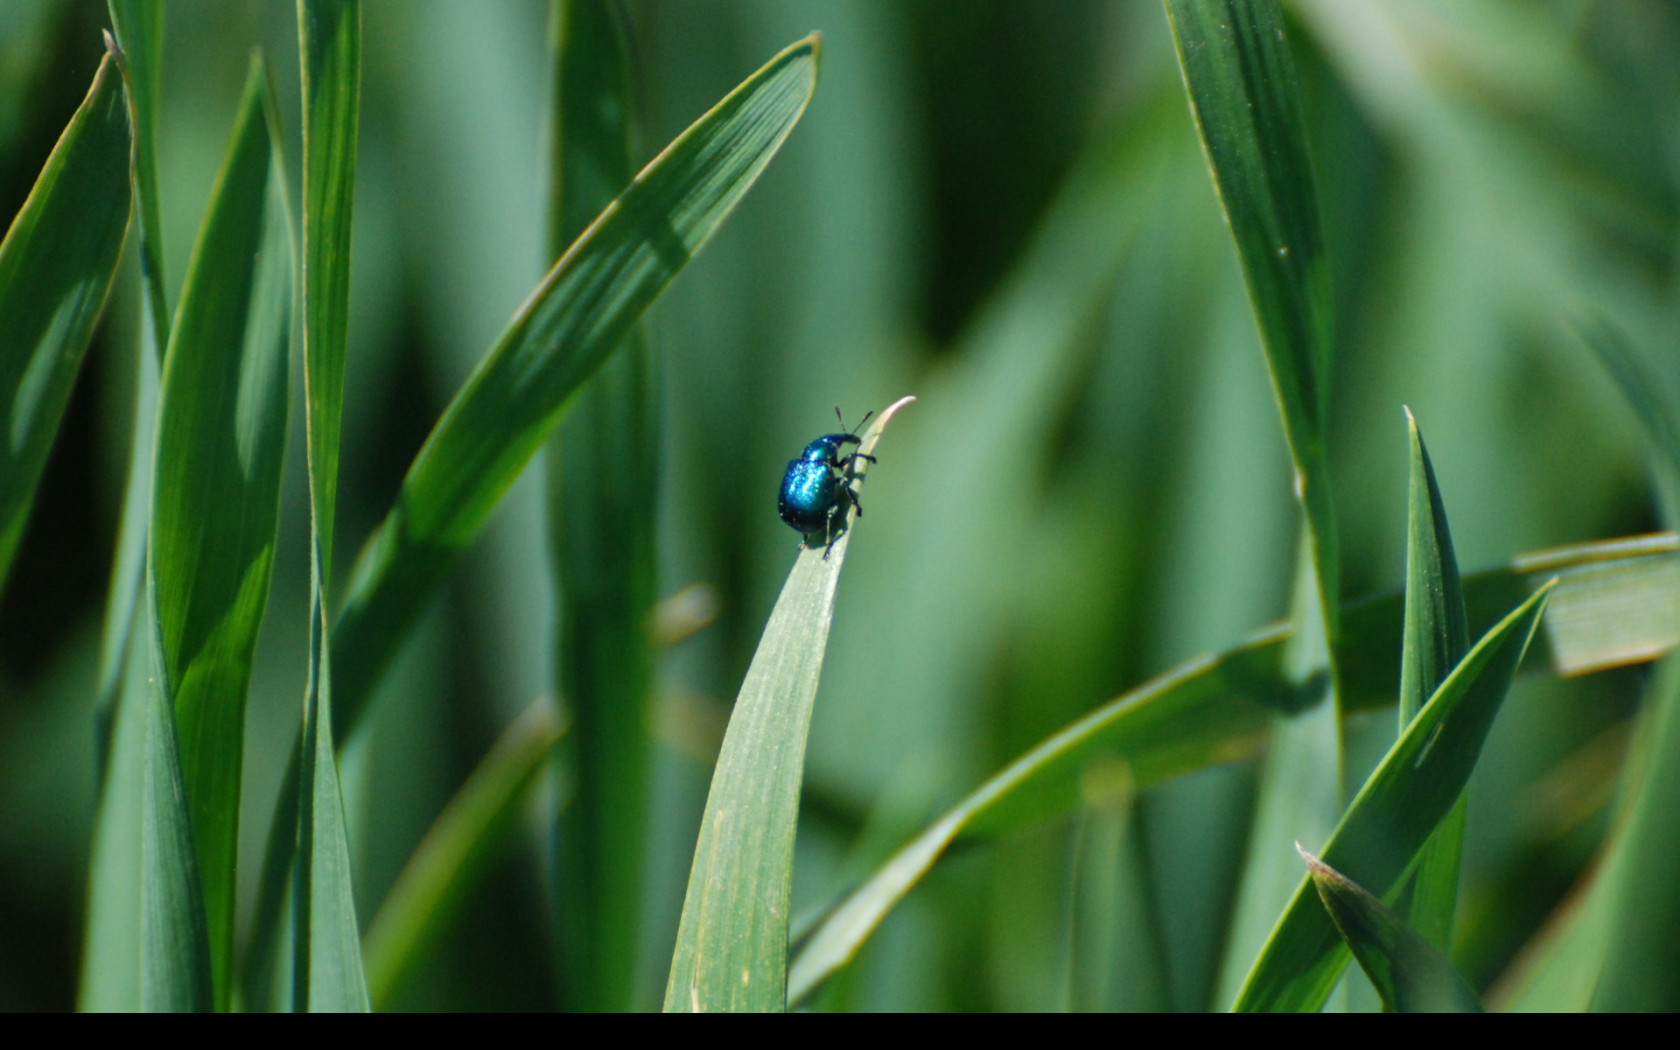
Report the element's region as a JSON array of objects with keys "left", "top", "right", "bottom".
[
  {"left": 362, "top": 698, "right": 565, "bottom": 1010},
  {"left": 150, "top": 55, "right": 293, "bottom": 1010},
  {"left": 1398, "top": 409, "right": 1470, "bottom": 953},
  {"left": 665, "top": 398, "right": 912, "bottom": 1013},
  {"left": 544, "top": 0, "right": 656, "bottom": 1011},
  {"left": 788, "top": 536, "right": 1670, "bottom": 1006},
  {"left": 1232, "top": 584, "right": 1552, "bottom": 1012},
  {"left": 294, "top": 0, "right": 367, "bottom": 1013},
  {"left": 1299, "top": 847, "right": 1482, "bottom": 1012},
  {"left": 332, "top": 32, "right": 822, "bottom": 728},
  {"left": 1162, "top": 0, "right": 1339, "bottom": 668},
  {"left": 0, "top": 48, "right": 130, "bottom": 593}
]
